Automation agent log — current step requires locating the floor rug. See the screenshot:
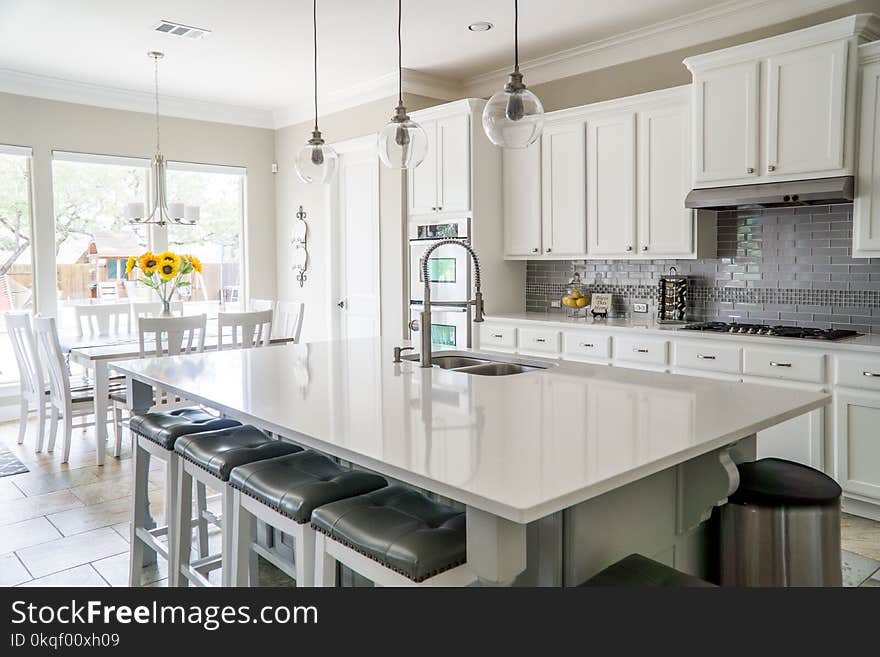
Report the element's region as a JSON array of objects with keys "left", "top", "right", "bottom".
[{"left": 0, "top": 445, "right": 28, "bottom": 478}]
